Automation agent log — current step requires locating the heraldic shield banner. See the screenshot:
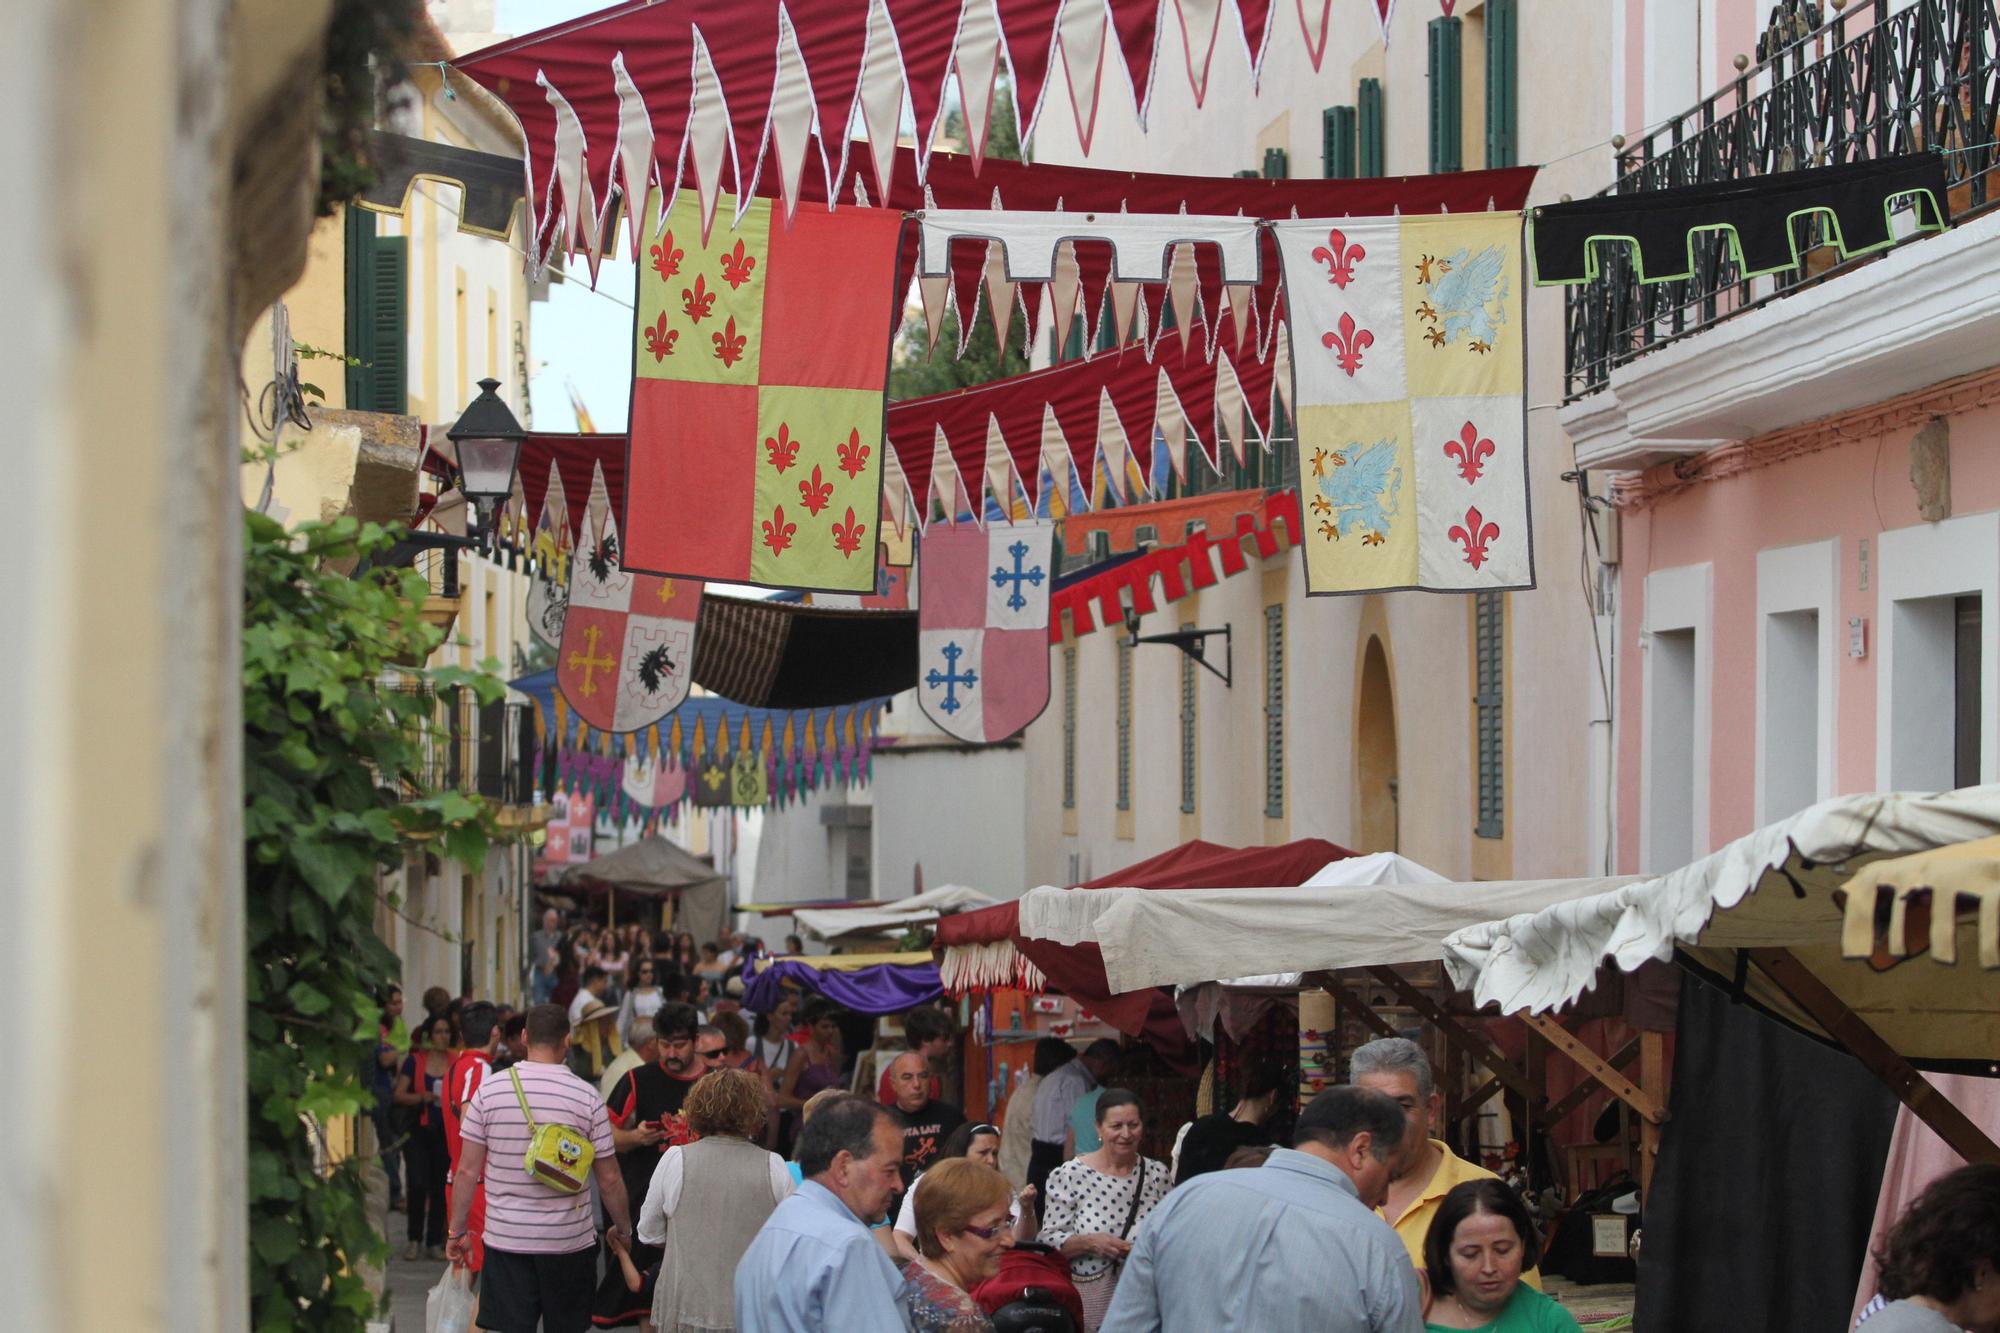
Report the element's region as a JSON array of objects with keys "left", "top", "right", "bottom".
[
  {"left": 558, "top": 467, "right": 704, "bottom": 733},
  {"left": 1274, "top": 211, "right": 1533, "bottom": 595},
  {"left": 917, "top": 520, "right": 1055, "bottom": 744},
  {"left": 623, "top": 187, "right": 904, "bottom": 593}
]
